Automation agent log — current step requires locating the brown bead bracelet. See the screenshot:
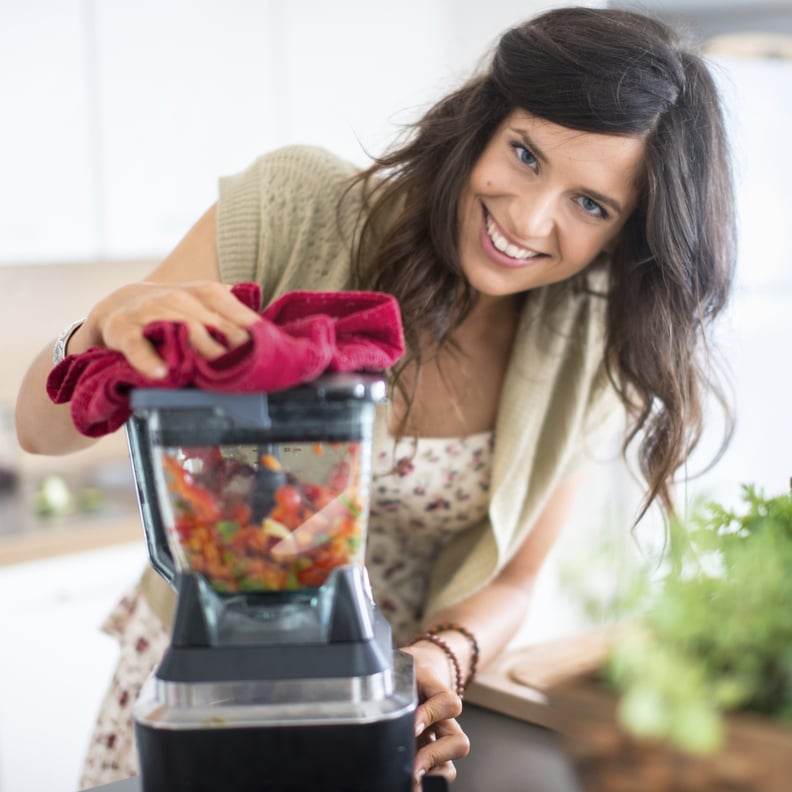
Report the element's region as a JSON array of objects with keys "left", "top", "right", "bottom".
[
  {"left": 408, "top": 632, "right": 464, "bottom": 697},
  {"left": 425, "top": 623, "right": 480, "bottom": 690}
]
